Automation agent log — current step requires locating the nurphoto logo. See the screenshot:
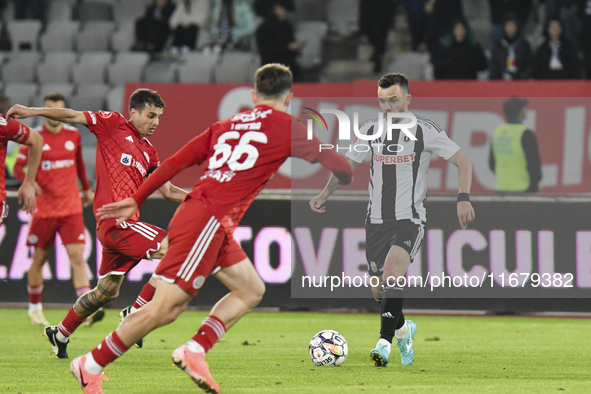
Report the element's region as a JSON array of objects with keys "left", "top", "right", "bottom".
[{"left": 303, "top": 107, "right": 418, "bottom": 153}]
